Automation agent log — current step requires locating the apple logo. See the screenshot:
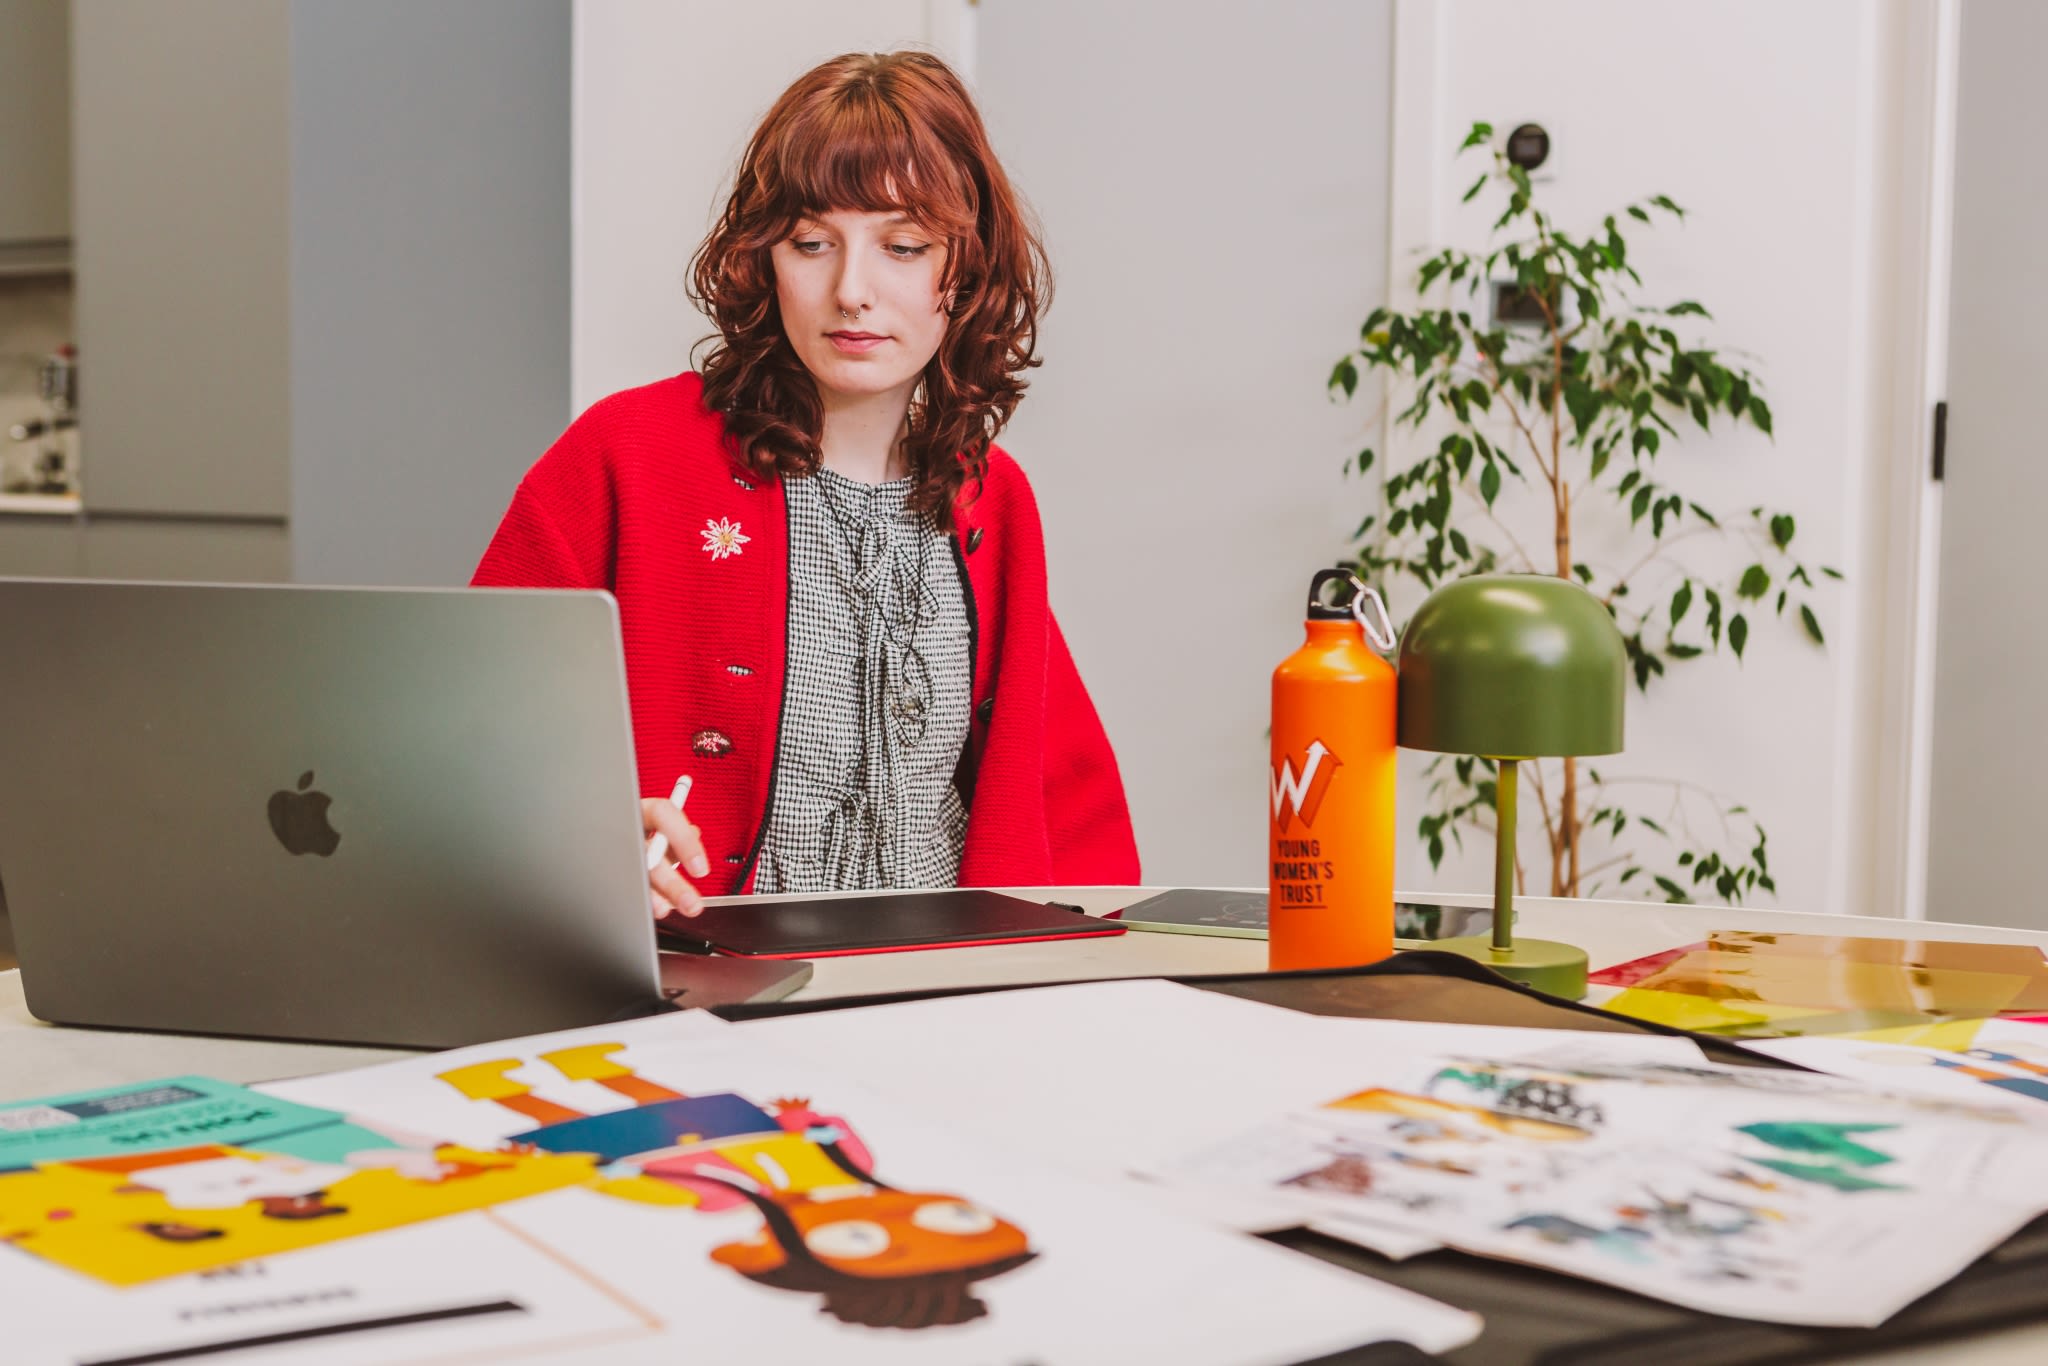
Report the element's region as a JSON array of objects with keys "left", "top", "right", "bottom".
[{"left": 269, "top": 770, "right": 341, "bottom": 857}]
